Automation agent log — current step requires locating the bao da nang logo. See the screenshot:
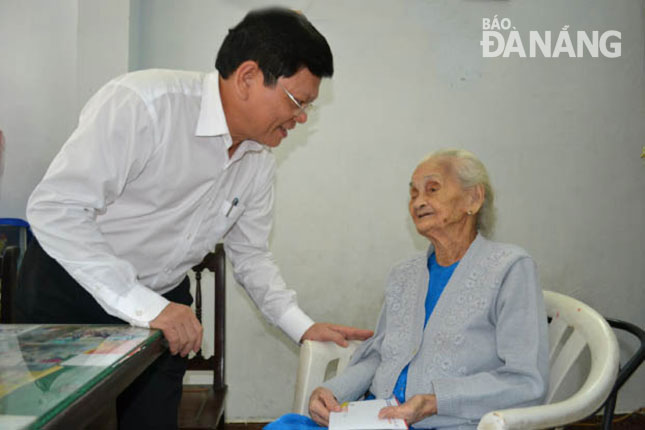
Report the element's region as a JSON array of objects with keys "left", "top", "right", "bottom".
[{"left": 480, "top": 15, "right": 621, "bottom": 58}]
